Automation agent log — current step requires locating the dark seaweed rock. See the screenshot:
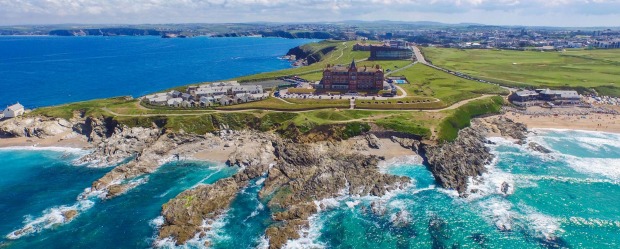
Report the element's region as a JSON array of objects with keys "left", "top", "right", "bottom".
[{"left": 528, "top": 142, "right": 552, "bottom": 154}]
